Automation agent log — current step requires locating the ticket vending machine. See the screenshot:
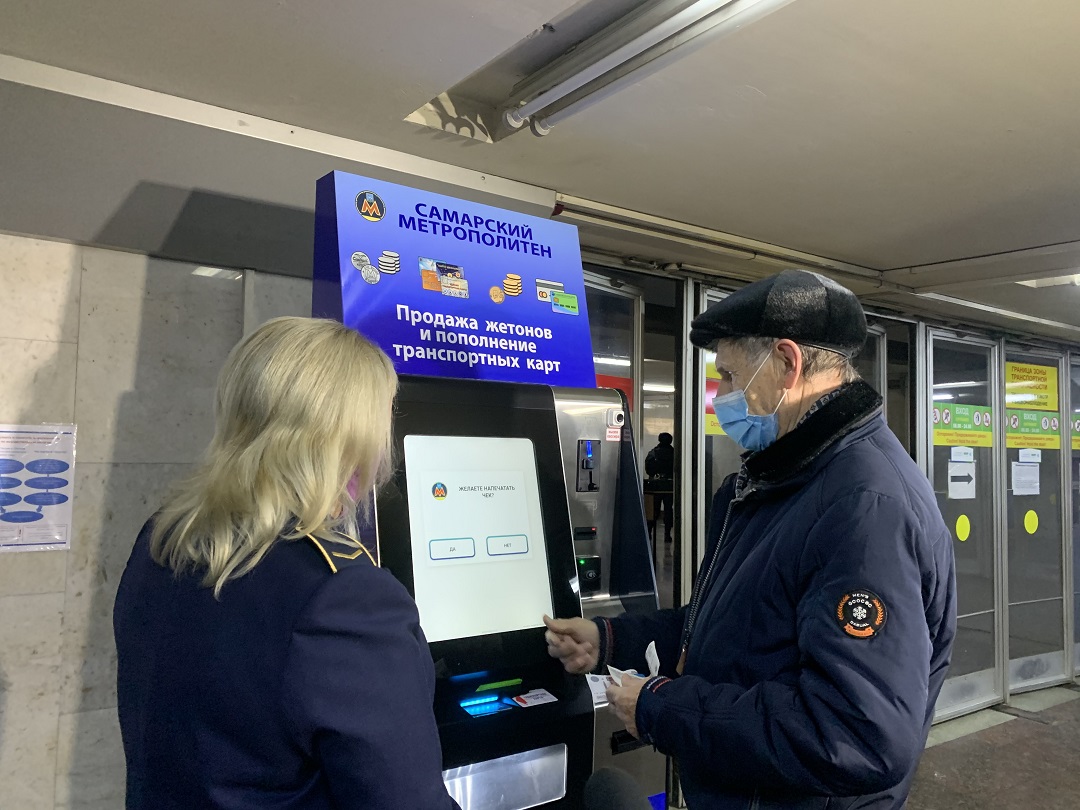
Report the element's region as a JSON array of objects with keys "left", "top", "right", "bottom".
[
  {"left": 551, "top": 387, "right": 667, "bottom": 802},
  {"left": 374, "top": 376, "right": 665, "bottom": 809}
]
